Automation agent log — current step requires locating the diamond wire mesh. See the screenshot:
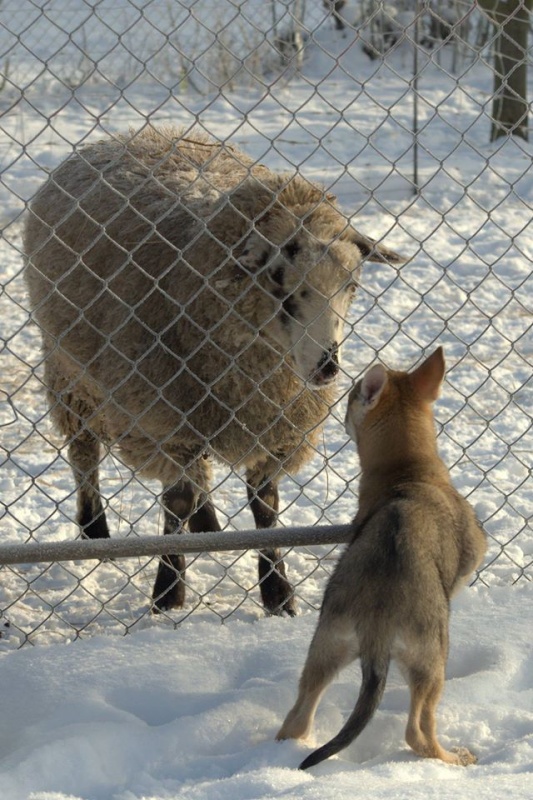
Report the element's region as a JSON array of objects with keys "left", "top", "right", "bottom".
[{"left": 0, "top": 0, "right": 531, "bottom": 649}]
